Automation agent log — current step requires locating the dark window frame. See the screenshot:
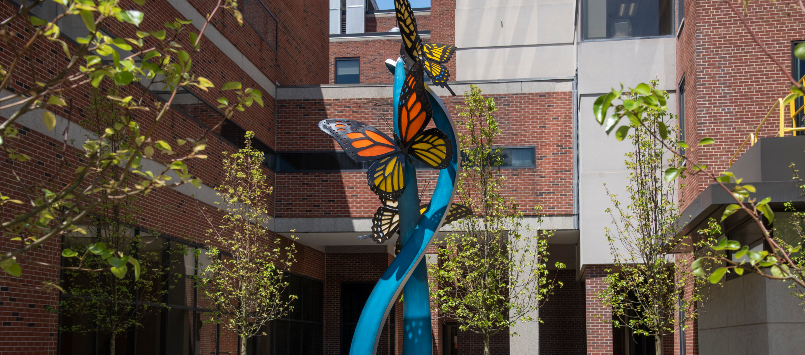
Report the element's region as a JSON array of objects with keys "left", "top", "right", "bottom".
[
  {"left": 335, "top": 57, "right": 361, "bottom": 84},
  {"left": 57, "top": 226, "right": 220, "bottom": 355},
  {"left": 580, "top": 0, "right": 676, "bottom": 42},
  {"left": 678, "top": 76, "right": 686, "bottom": 163}
]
